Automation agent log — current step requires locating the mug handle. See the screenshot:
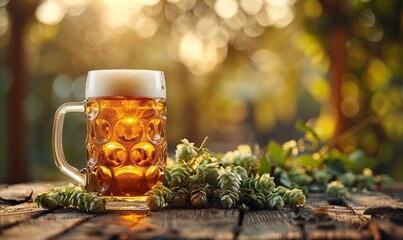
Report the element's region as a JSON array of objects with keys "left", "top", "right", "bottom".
[{"left": 52, "top": 101, "right": 86, "bottom": 186}]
